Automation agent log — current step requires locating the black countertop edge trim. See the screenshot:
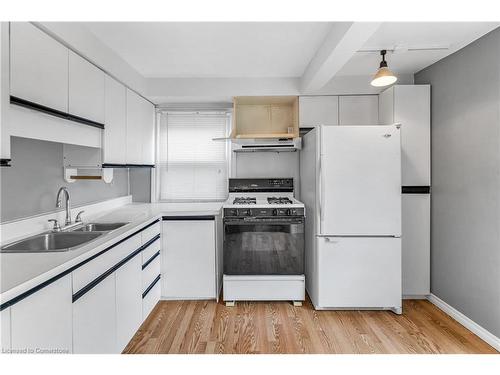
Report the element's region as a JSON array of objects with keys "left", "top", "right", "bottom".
[
  {"left": 162, "top": 215, "right": 215, "bottom": 221},
  {"left": 142, "top": 275, "right": 161, "bottom": 299},
  {"left": 402, "top": 186, "right": 431, "bottom": 194},
  {"left": 72, "top": 246, "right": 143, "bottom": 303},
  {"left": 0, "top": 218, "right": 161, "bottom": 311},
  {"left": 10, "top": 96, "right": 105, "bottom": 129},
  {"left": 142, "top": 251, "right": 160, "bottom": 270},
  {"left": 101, "top": 163, "right": 155, "bottom": 169},
  {"left": 0, "top": 159, "right": 12, "bottom": 167}
]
